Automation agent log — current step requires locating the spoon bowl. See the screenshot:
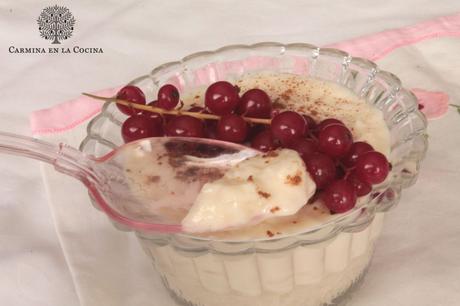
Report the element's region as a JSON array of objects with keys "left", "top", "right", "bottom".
[{"left": 0, "top": 132, "right": 259, "bottom": 233}]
